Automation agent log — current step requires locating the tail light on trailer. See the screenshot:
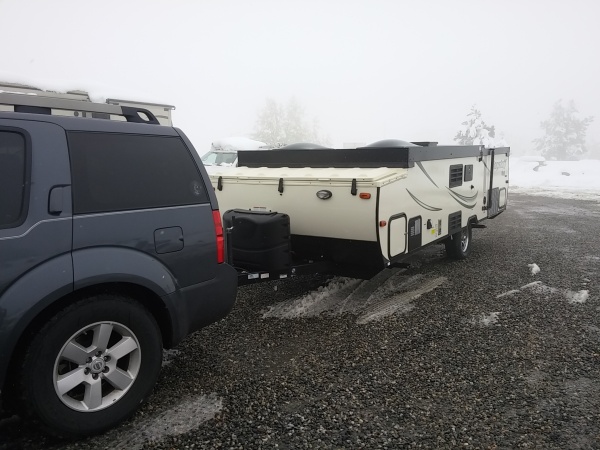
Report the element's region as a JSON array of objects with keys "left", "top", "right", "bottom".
[{"left": 212, "top": 210, "right": 225, "bottom": 263}]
